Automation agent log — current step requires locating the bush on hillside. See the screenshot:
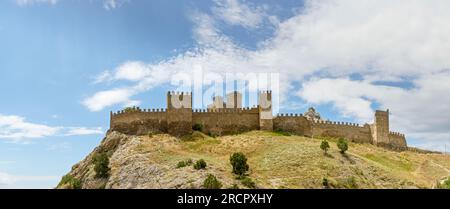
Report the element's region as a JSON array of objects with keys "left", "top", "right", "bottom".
[
  {"left": 192, "top": 123, "right": 204, "bottom": 131},
  {"left": 203, "top": 174, "right": 222, "bottom": 189},
  {"left": 230, "top": 152, "right": 249, "bottom": 176},
  {"left": 94, "top": 152, "right": 110, "bottom": 178},
  {"left": 193, "top": 159, "right": 207, "bottom": 170},
  {"left": 337, "top": 138, "right": 348, "bottom": 154},
  {"left": 58, "top": 174, "right": 81, "bottom": 189},
  {"left": 320, "top": 140, "right": 330, "bottom": 154}
]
